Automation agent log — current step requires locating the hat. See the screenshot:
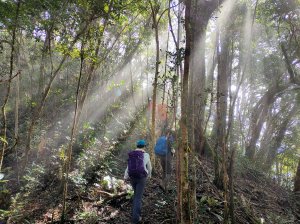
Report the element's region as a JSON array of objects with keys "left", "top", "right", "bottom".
[{"left": 136, "top": 139, "right": 146, "bottom": 147}]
